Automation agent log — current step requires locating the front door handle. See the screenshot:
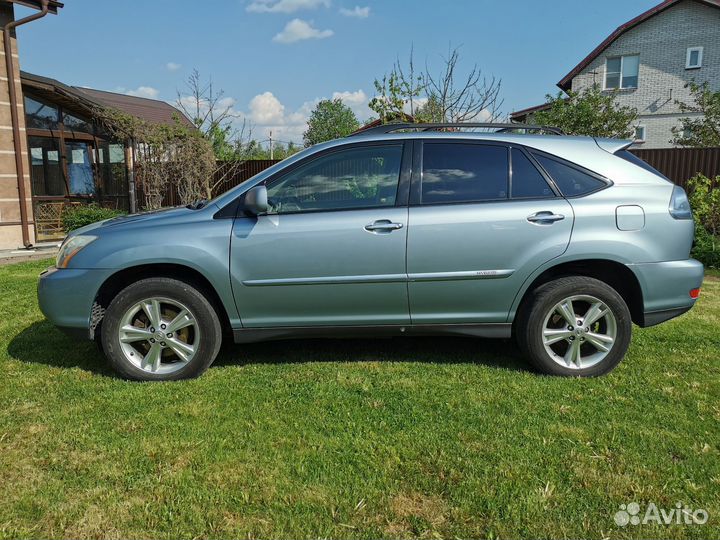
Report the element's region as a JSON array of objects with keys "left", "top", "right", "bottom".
[
  {"left": 364, "top": 219, "right": 404, "bottom": 232},
  {"left": 527, "top": 211, "right": 565, "bottom": 224}
]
